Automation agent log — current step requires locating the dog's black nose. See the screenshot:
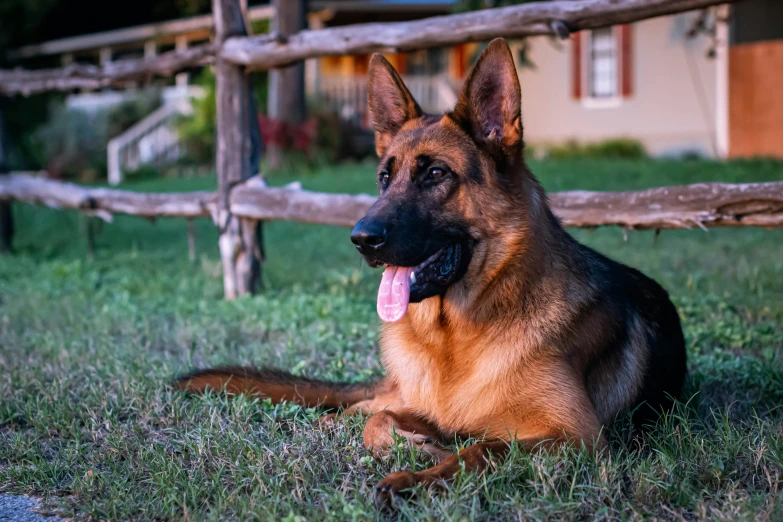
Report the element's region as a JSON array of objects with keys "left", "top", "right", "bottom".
[{"left": 351, "top": 220, "right": 387, "bottom": 253}]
